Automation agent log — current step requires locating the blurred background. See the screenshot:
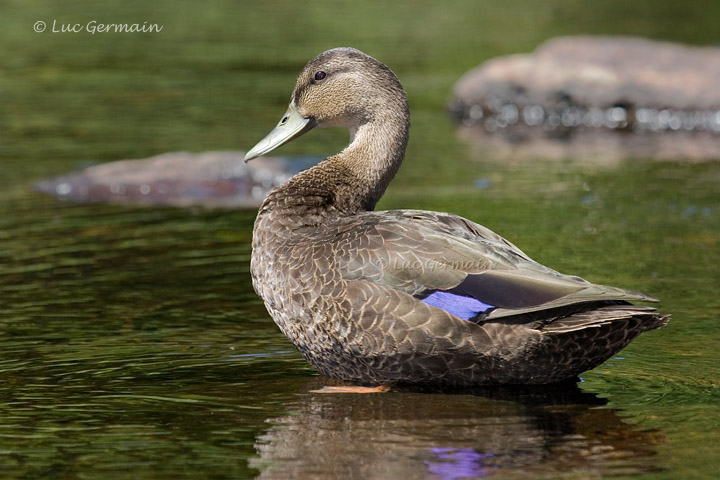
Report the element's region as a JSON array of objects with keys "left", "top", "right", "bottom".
[{"left": 1, "top": 1, "right": 719, "bottom": 479}]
